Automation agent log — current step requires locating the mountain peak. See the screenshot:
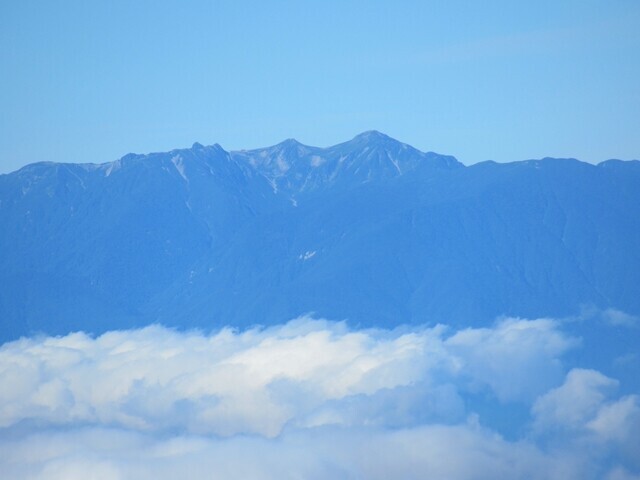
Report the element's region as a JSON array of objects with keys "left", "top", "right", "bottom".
[
  {"left": 343, "top": 131, "right": 411, "bottom": 152},
  {"left": 352, "top": 130, "right": 393, "bottom": 142},
  {"left": 275, "top": 138, "right": 304, "bottom": 149}
]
